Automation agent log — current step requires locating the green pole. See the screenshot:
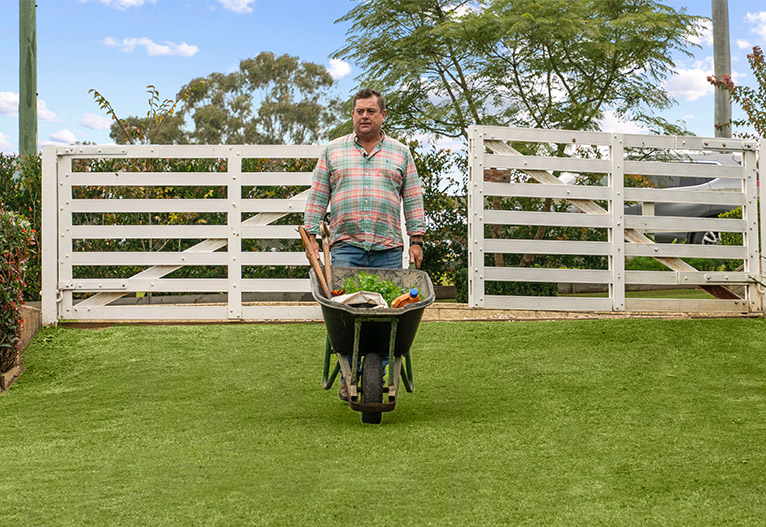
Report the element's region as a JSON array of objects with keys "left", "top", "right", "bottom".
[{"left": 19, "top": 0, "right": 38, "bottom": 156}]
